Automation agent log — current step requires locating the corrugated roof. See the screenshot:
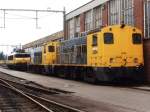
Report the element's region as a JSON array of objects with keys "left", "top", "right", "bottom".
[{"left": 23, "top": 31, "right": 63, "bottom": 49}]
